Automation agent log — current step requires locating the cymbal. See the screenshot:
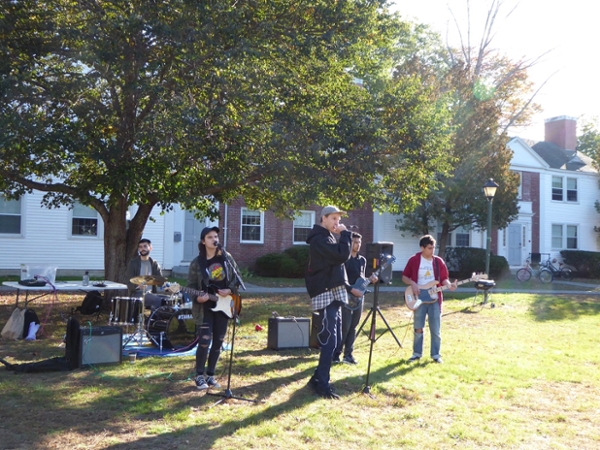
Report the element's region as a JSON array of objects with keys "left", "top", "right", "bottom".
[{"left": 130, "top": 275, "right": 168, "bottom": 286}]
